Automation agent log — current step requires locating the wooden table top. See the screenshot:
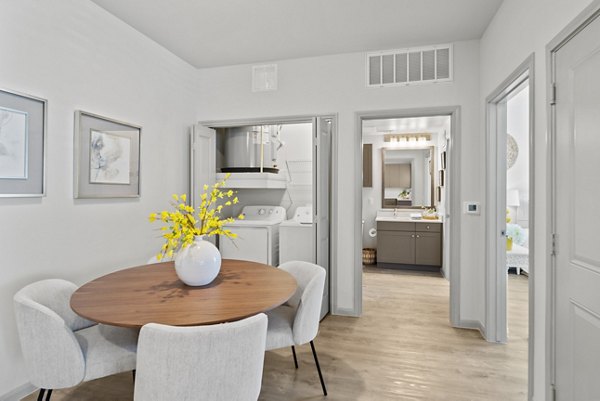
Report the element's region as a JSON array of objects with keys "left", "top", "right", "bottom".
[{"left": 70, "top": 259, "right": 297, "bottom": 328}]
